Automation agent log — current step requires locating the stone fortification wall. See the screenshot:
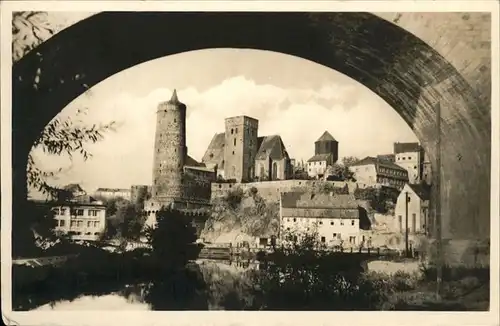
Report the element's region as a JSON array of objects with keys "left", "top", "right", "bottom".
[{"left": 211, "top": 180, "right": 371, "bottom": 202}]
